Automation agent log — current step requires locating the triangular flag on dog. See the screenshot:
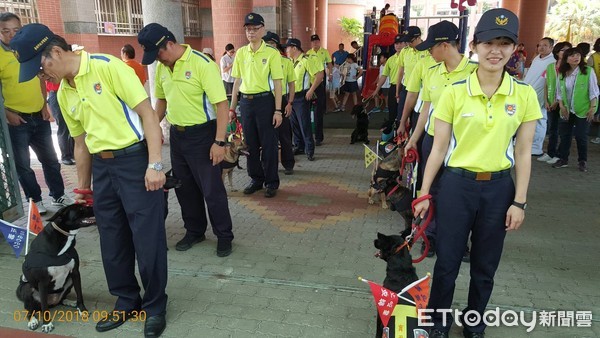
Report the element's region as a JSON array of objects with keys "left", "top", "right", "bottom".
[
  {"left": 0, "top": 219, "right": 27, "bottom": 258},
  {"left": 367, "top": 280, "right": 399, "bottom": 328},
  {"left": 400, "top": 274, "right": 431, "bottom": 312},
  {"left": 28, "top": 200, "right": 44, "bottom": 235},
  {"left": 364, "top": 144, "right": 380, "bottom": 168}
]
